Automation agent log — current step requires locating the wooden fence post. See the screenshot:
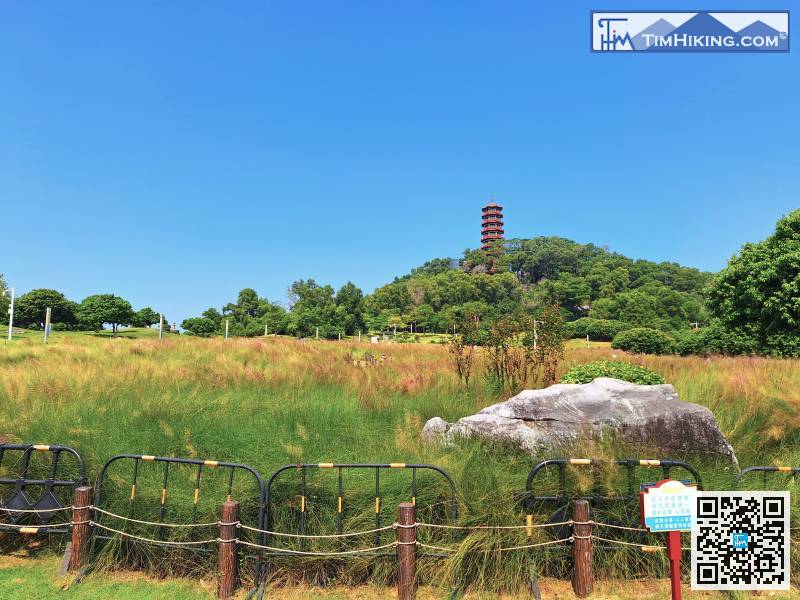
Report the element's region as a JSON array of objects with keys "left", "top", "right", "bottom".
[
  {"left": 68, "top": 486, "right": 93, "bottom": 572},
  {"left": 218, "top": 500, "right": 239, "bottom": 599},
  {"left": 572, "top": 499, "right": 593, "bottom": 597},
  {"left": 397, "top": 502, "right": 416, "bottom": 600}
]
